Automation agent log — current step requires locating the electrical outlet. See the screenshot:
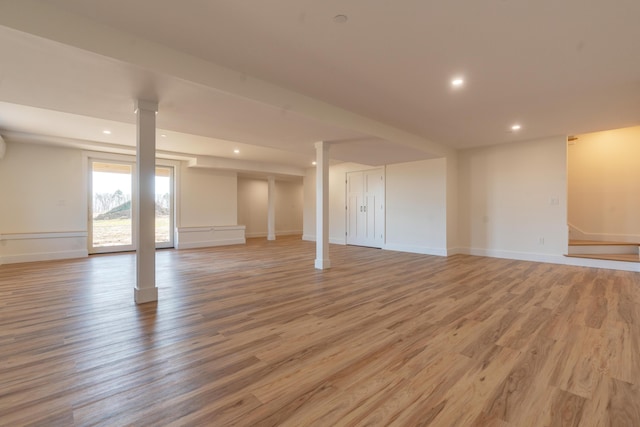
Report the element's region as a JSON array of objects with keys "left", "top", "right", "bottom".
[{"left": 538, "top": 236, "right": 545, "bottom": 245}]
